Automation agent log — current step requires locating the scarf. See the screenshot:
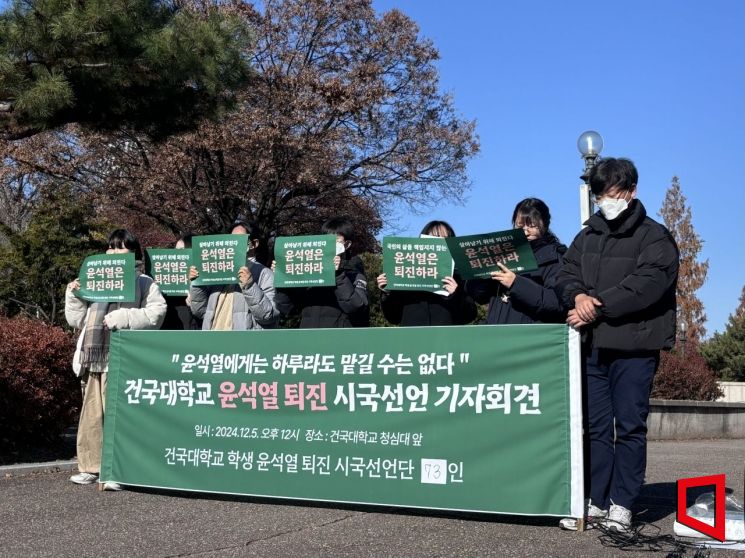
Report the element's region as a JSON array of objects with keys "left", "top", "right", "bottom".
[
  {"left": 79, "top": 302, "right": 112, "bottom": 370},
  {"left": 78, "top": 265, "right": 144, "bottom": 370},
  {"left": 211, "top": 285, "right": 235, "bottom": 331}
]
